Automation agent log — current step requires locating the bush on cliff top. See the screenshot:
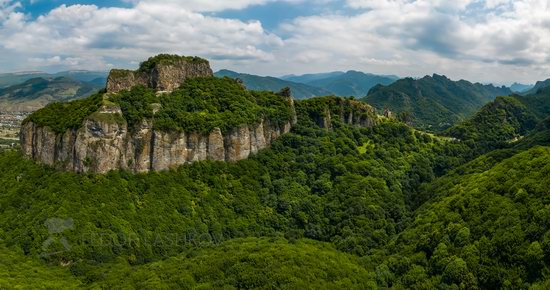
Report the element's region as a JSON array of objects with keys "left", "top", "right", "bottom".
[
  {"left": 138, "top": 54, "right": 209, "bottom": 72},
  {"left": 24, "top": 77, "right": 294, "bottom": 135},
  {"left": 111, "top": 77, "right": 295, "bottom": 134},
  {"left": 23, "top": 92, "right": 104, "bottom": 134}
]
